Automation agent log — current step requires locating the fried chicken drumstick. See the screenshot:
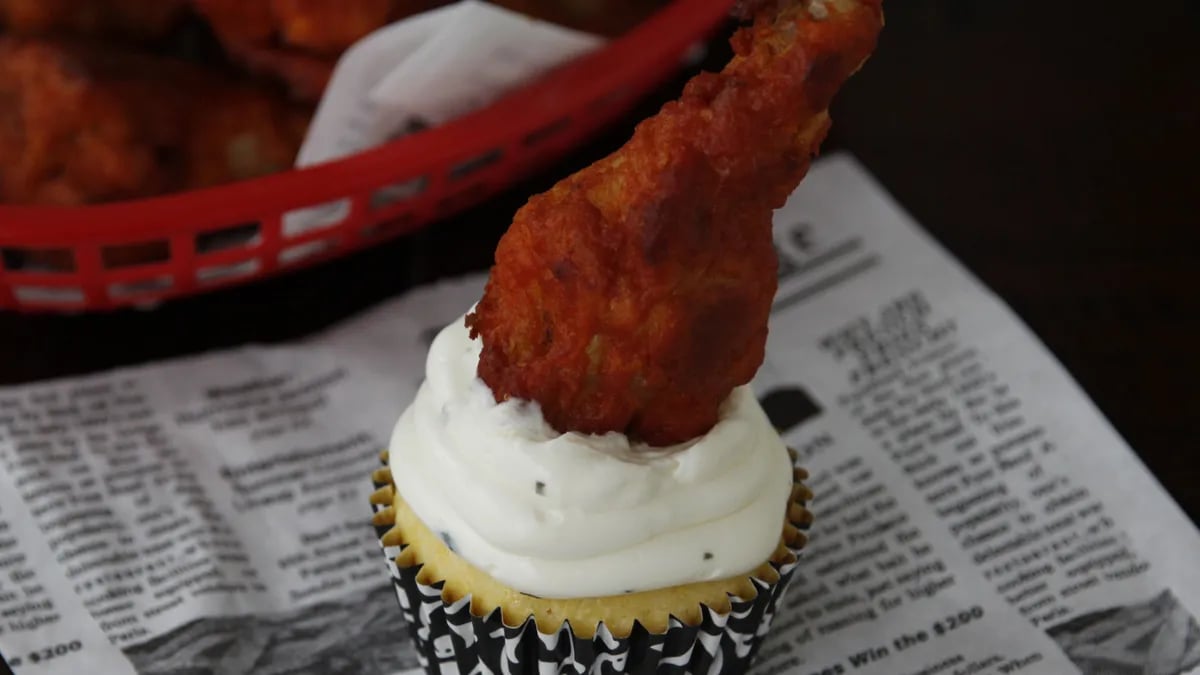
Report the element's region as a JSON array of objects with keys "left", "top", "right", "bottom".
[{"left": 467, "top": 0, "right": 883, "bottom": 445}]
